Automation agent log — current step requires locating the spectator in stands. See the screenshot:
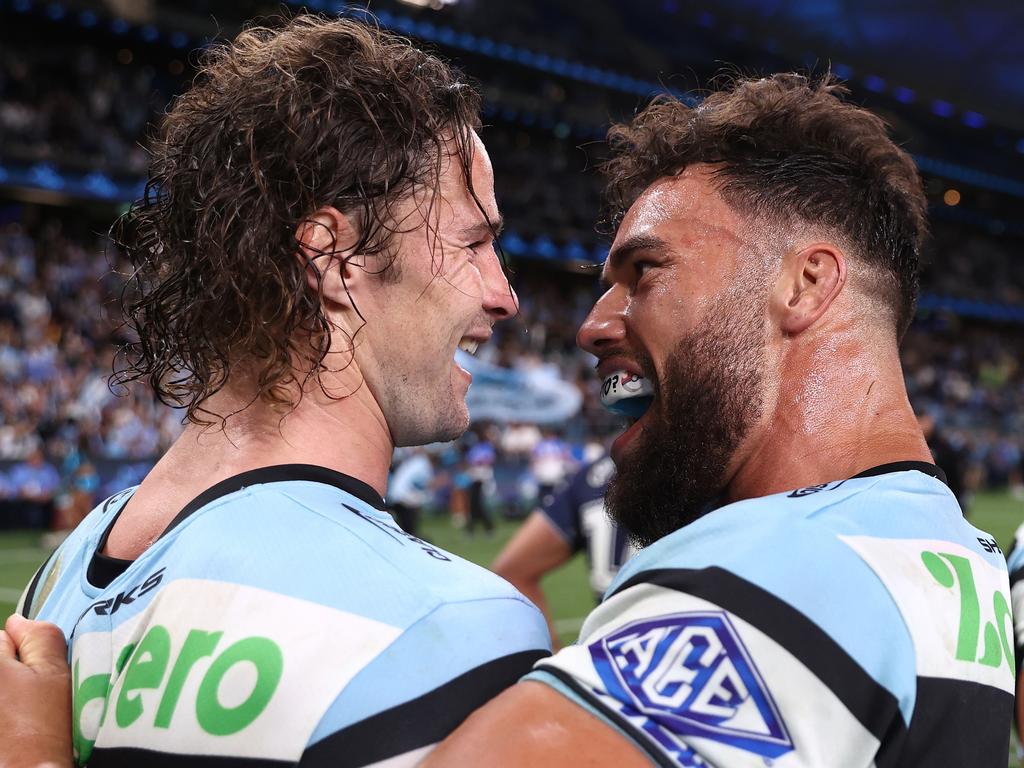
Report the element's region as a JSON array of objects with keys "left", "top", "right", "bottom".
[
  {"left": 387, "top": 448, "right": 435, "bottom": 538},
  {"left": 7, "top": 445, "right": 59, "bottom": 529}
]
